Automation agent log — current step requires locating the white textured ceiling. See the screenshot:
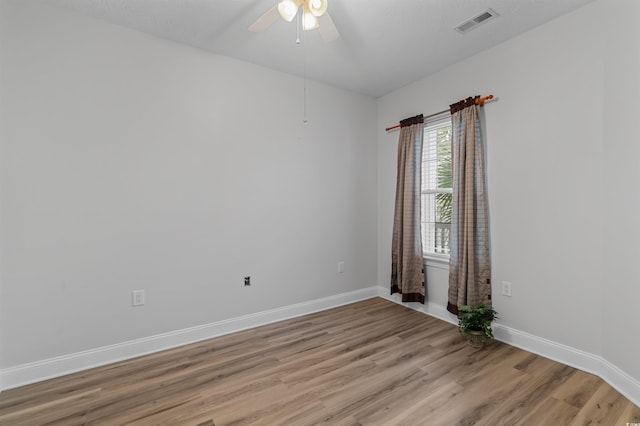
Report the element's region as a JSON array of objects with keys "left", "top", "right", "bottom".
[{"left": 43, "top": 0, "right": 595, "bottom": 97}]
